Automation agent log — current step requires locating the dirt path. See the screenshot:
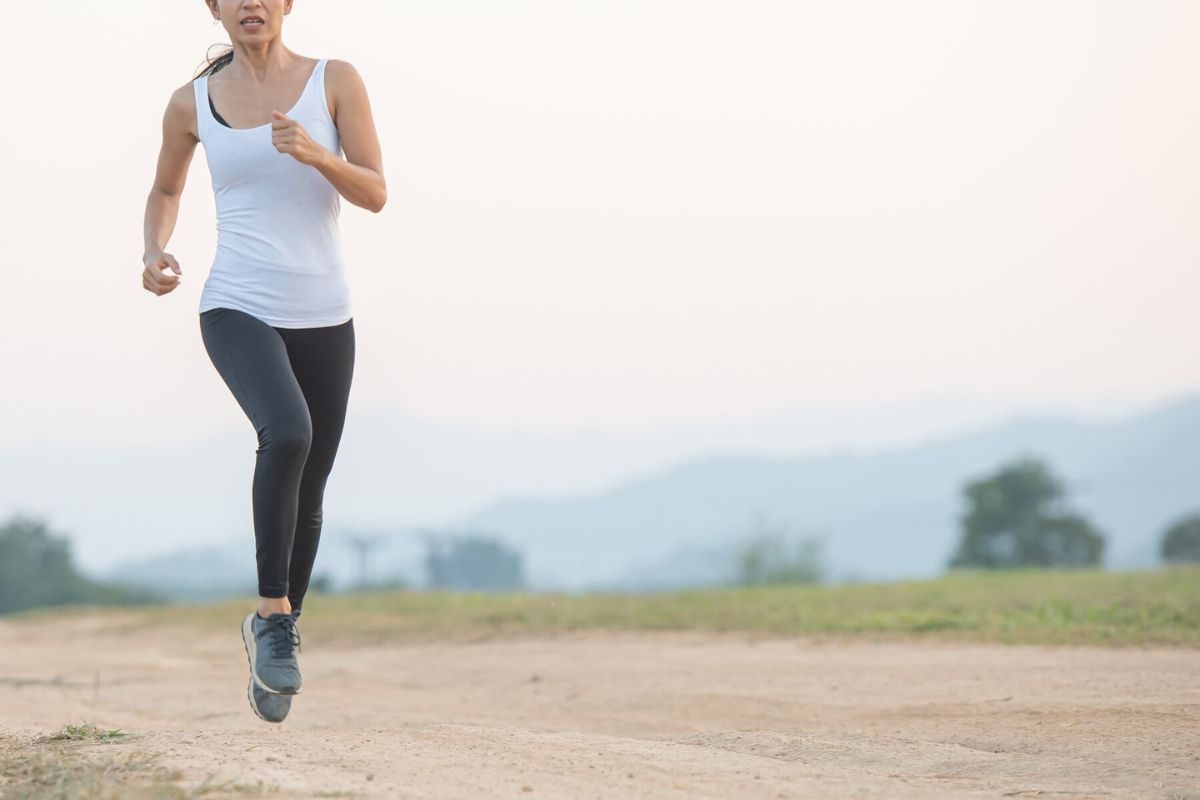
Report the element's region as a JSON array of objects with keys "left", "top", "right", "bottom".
[{"left": 1, "top": 612, "right": 1197, "bottom": 799}]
